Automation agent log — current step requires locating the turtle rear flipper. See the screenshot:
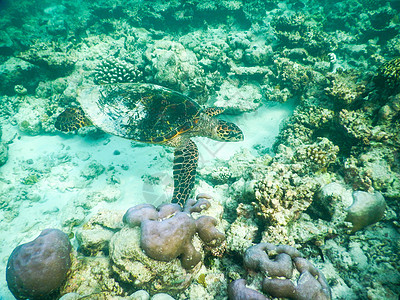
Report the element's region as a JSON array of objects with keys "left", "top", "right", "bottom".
[
  {"left": 55, "top": 108, "right": 92, "bottom": 132},
  {"left": 172, "top": 139, "right": 198, "bottom": 206}
]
